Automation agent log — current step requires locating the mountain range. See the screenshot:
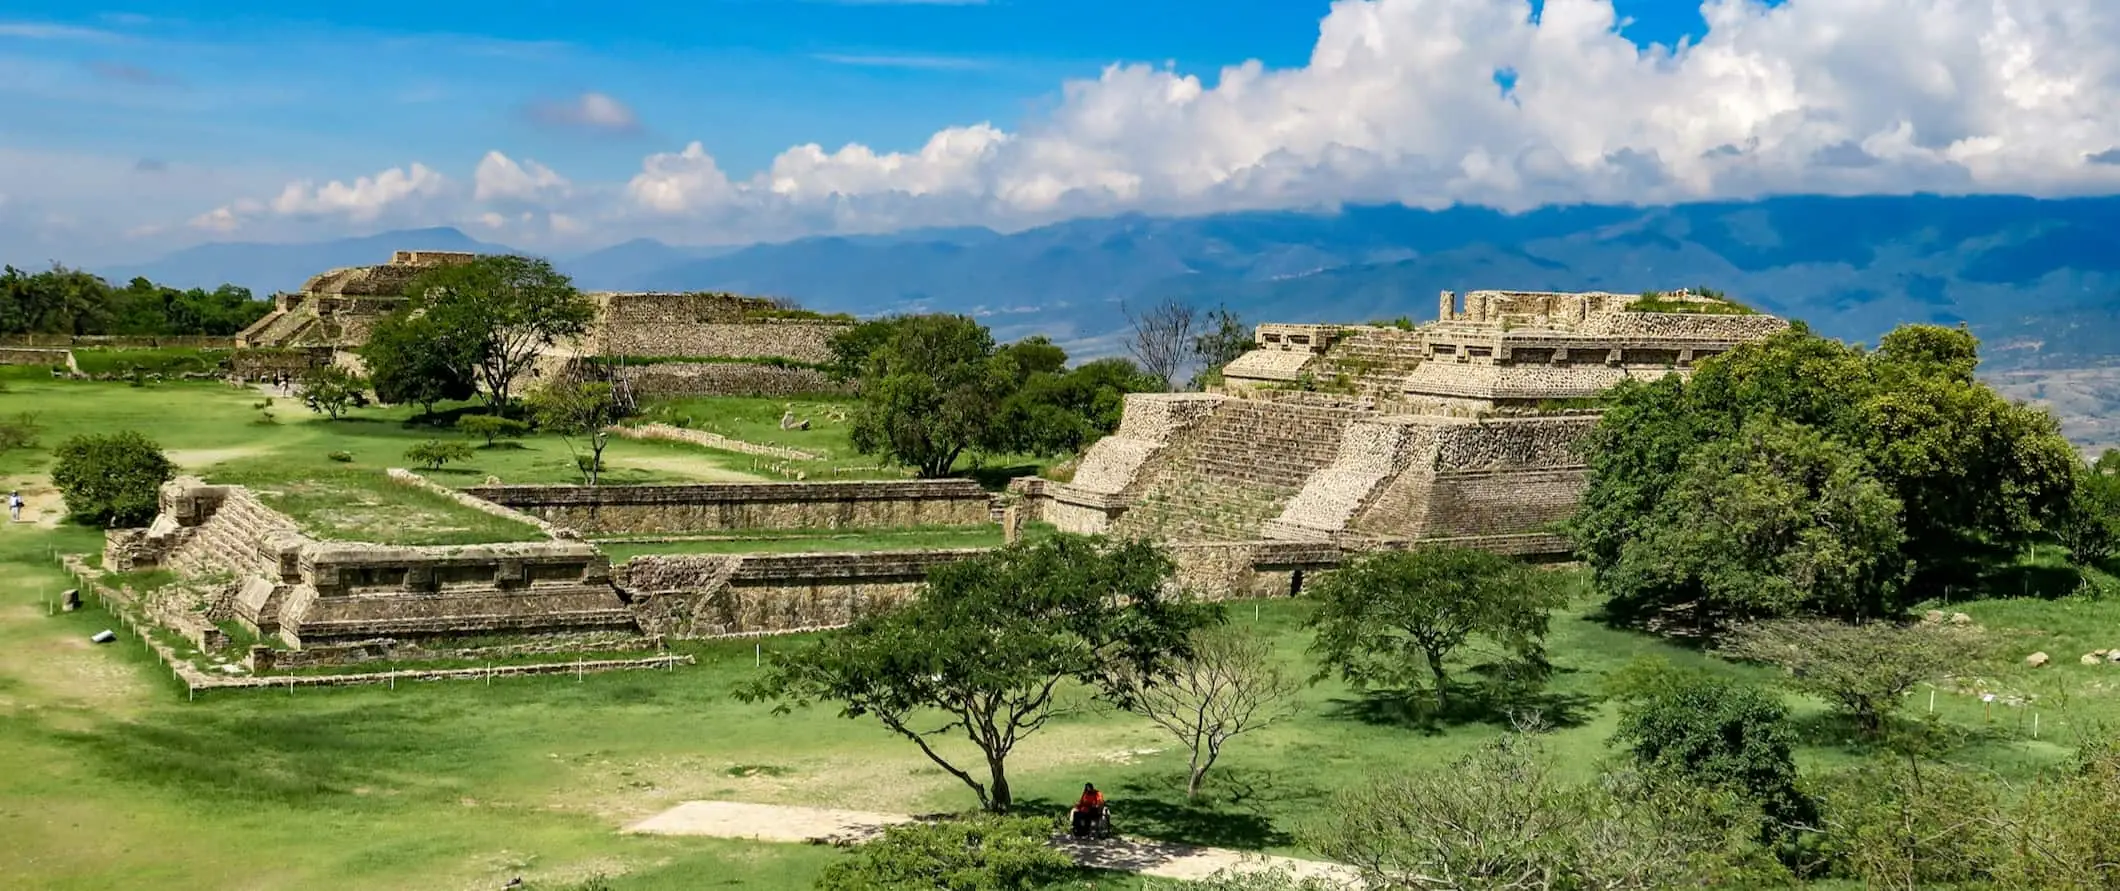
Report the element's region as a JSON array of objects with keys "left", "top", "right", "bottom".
[{"left": 97, "top": 195, "right": 2120, "bottom": 368}]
